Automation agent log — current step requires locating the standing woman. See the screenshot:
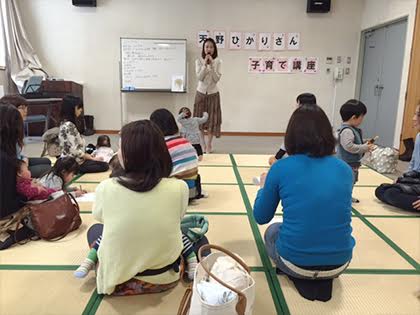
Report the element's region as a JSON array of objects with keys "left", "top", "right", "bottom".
[
  {"left": 59, "top": 95, "right": 109, "bottom": 174},
  {"left": 194, "top": 38, "right": 222, "bottom": 154}
]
